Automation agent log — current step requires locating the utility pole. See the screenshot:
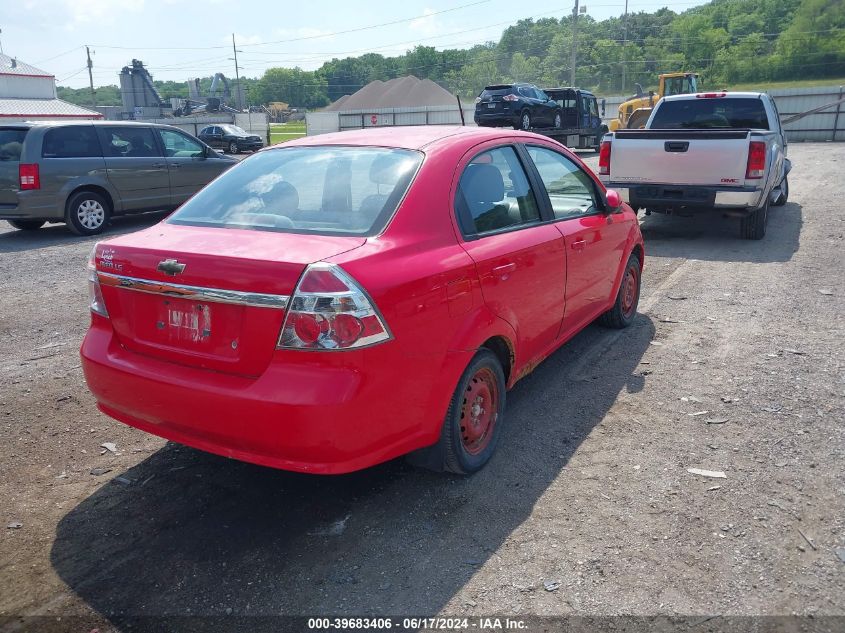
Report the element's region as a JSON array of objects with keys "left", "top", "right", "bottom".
[
  {"left": 570, "top": 0, "right": 579, "bottom": 86},
  {"left": 232, "top": 33, "right": 242, "bottom": 111},
  {"left": 86, "top": 46, "right": 96, "bottom": 108},
  {"left": 621, "top": 0, "right": 629, "bottom": 93}
]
